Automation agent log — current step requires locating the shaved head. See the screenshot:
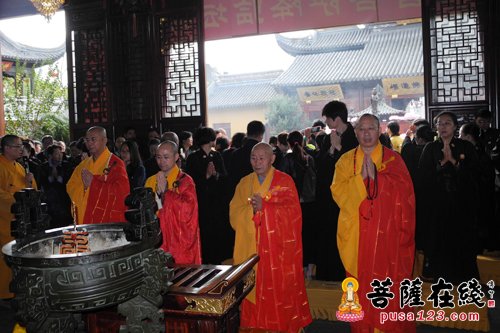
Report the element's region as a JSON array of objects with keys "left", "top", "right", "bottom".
[
  {"left": 87, "top": 126, "right": 107, "bottom": 138},
  {"left": 156, "top": 140, "right": 179, "bottom": 173},
  {"left": 85, "top": 126, "right": 108, "bottom": 158},
  {"left": 251, "top": 142, "right": 275, "bottom": 177},
  {"left": 161, "top": 132, "right": 179, "bottom": 145},
  {"left": 252, "top": 142, "right": 274, "bottom": 157},
  {"left": 157, "top": 140, "right": 178, "bottom": 154}
]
